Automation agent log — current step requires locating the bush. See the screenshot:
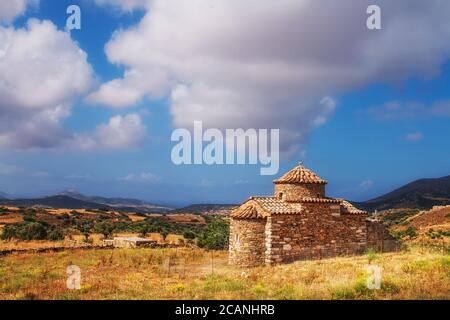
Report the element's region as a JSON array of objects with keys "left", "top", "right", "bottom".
[
  {"left": 1, "top": 222, "right": 47, "bottom": 240},
  {"left": 183, "top": 230, "right": 196, "bottom": 240},
  {"left": 94, "top": 222, "right": 115, "bottom": 239},
  {"left": 197, "top": 217, "right": 229, "bottom": 250},
  {"left": 394, "top": 226, "right": 417, "bottom": 240},
  {"left": 47, "top": 228, "right": 64, "bottom": 241}
]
